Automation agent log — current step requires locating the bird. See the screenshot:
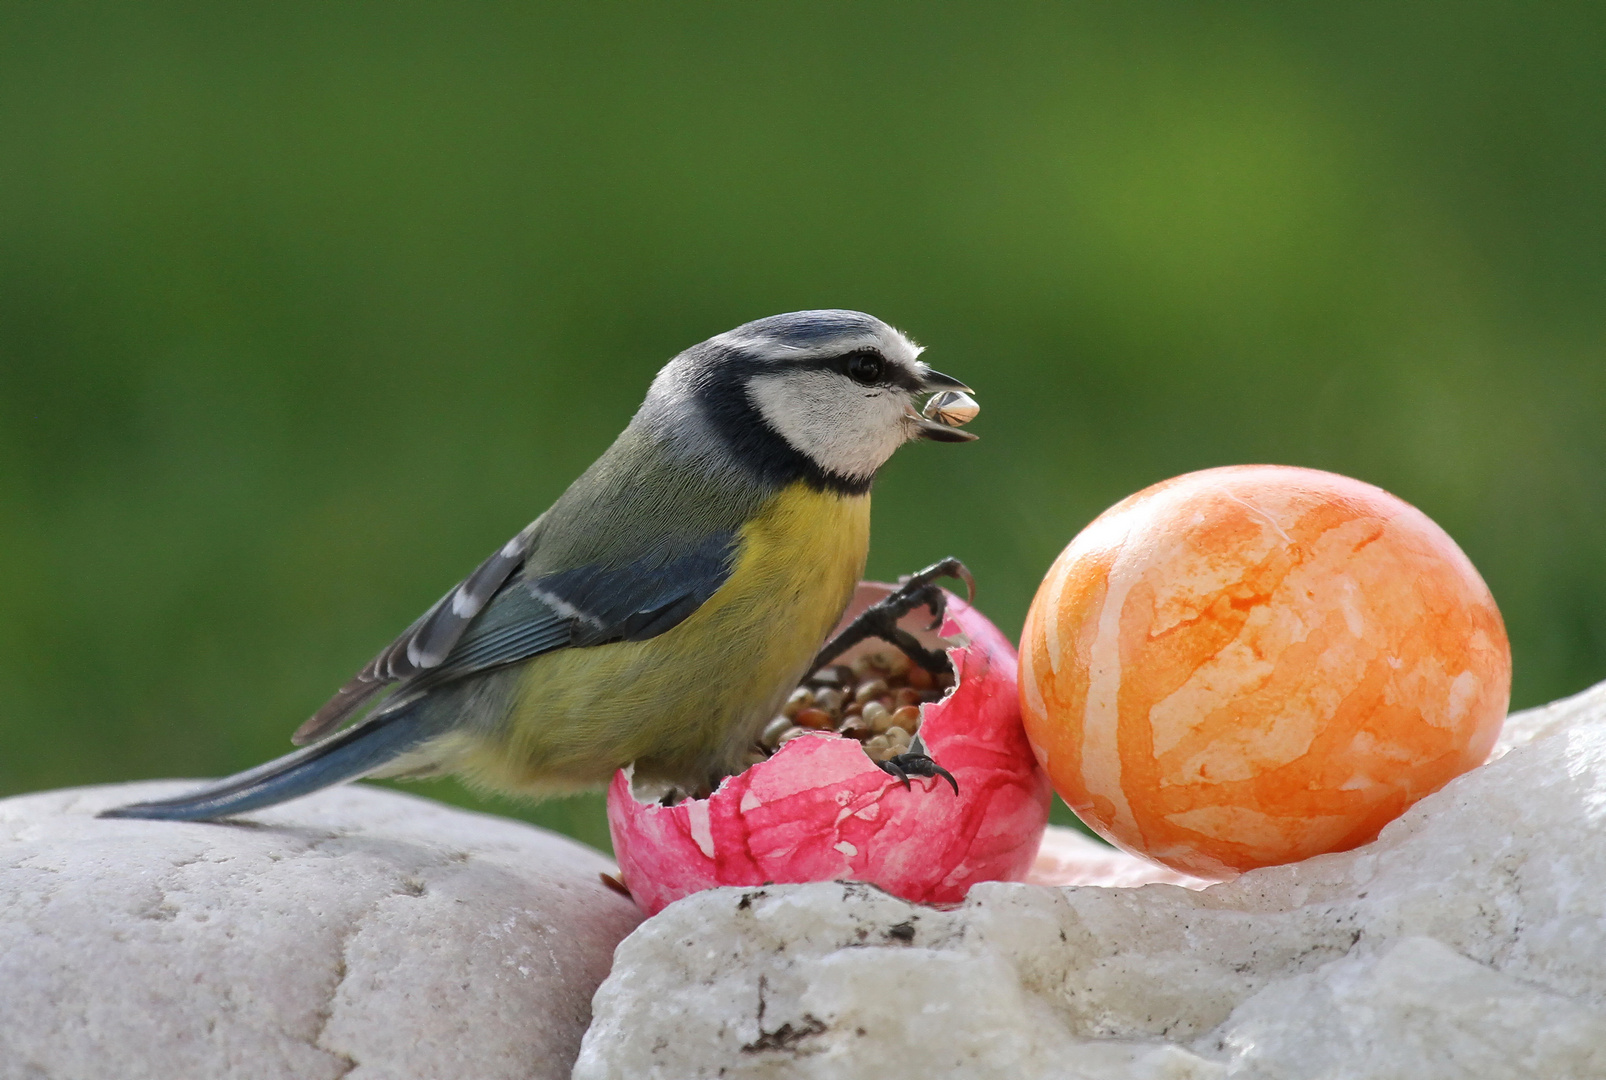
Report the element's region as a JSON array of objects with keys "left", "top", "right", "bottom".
[{"left": 101, "top": 310, "right": 978, "bottom": 822}]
